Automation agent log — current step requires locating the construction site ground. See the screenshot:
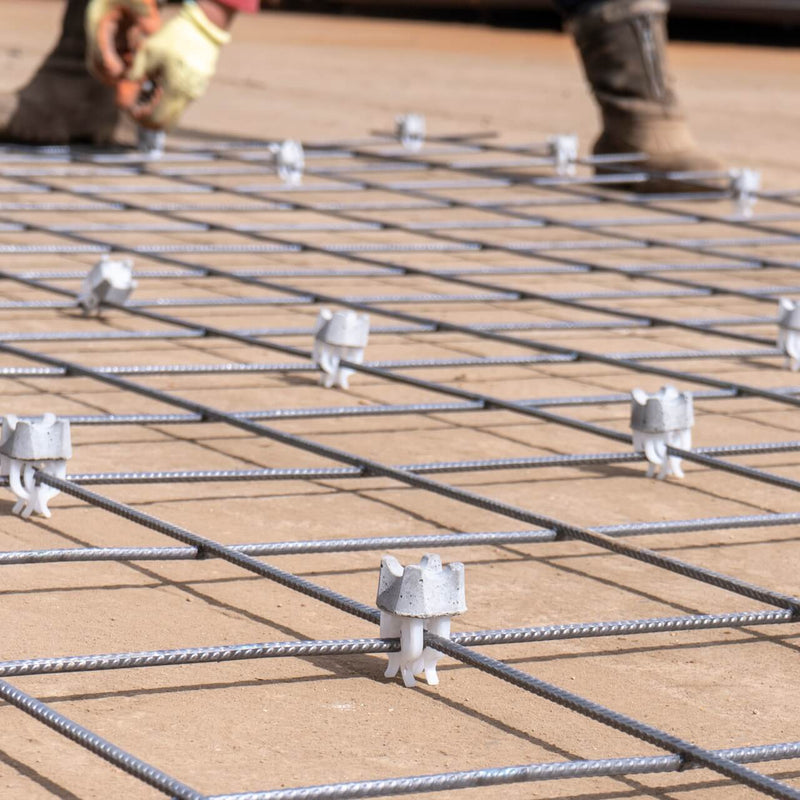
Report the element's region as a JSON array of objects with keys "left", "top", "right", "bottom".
[{"left": 0, "top": 2, "right": 799, "bottom": 798}]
